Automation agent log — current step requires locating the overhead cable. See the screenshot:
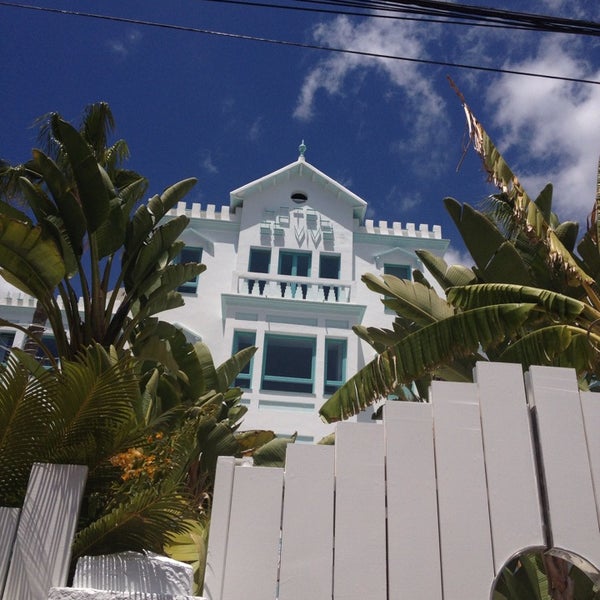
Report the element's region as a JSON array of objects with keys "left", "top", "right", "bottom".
[{"left": 0, "top": 1, "right": 598, "bottom": 85}]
